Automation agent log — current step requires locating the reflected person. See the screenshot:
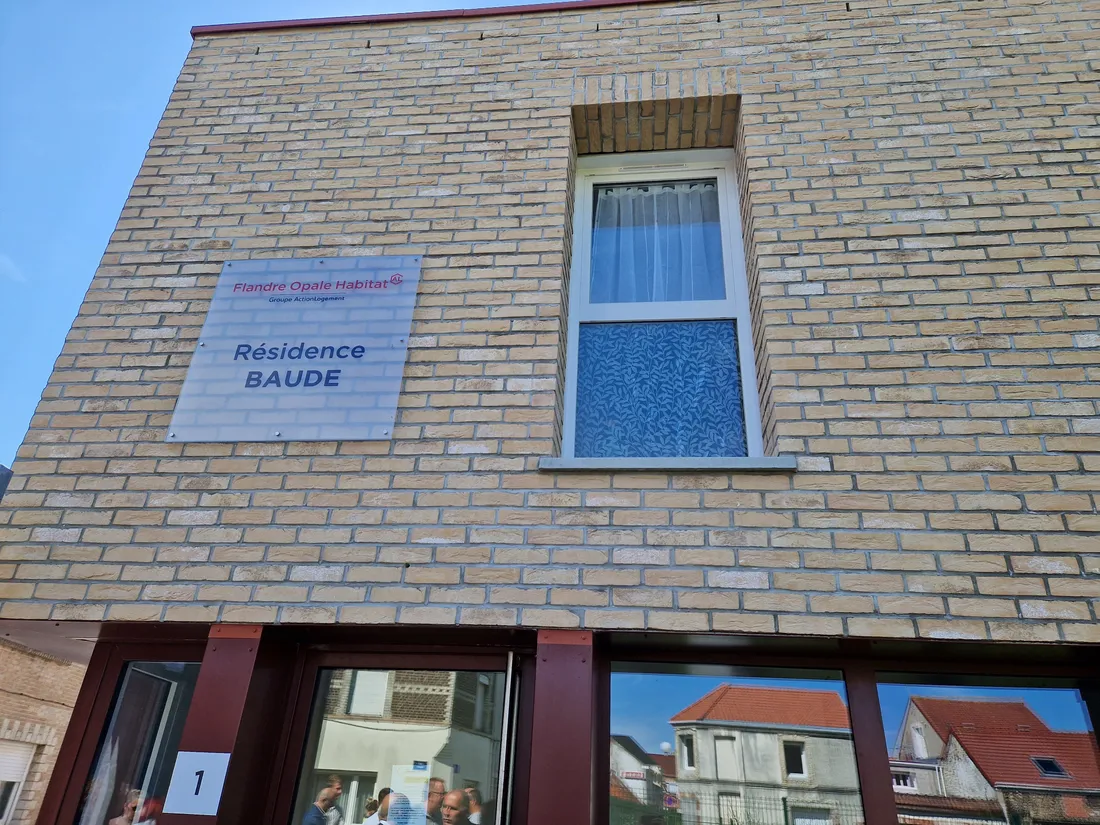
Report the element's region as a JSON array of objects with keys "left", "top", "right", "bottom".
[
  {"left": 303, "top": 788, "right": 339, "bottom": 825},
  {"left": 426, "top": 778, "right": 447, "bottom": 825},
  {"left": 366, "top": 788, "right": 391, "bottom": 825},
  {"left": 325, "top": 775, "right": 345, "bottom": 825},
  {"left": 463, "top": 788, "right": 482, "bottom": 825},
  {"left": 387, "top": 793, "right": 413, "bottom": 825},
  {"left": 440, "top": 790, "right": 470, "bottom": 825}
]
